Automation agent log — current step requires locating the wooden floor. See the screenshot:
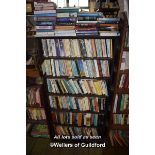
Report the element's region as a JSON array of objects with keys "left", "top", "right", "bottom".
[{"left": 27, "top": 136, "right": 129, "bottom": 155}]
